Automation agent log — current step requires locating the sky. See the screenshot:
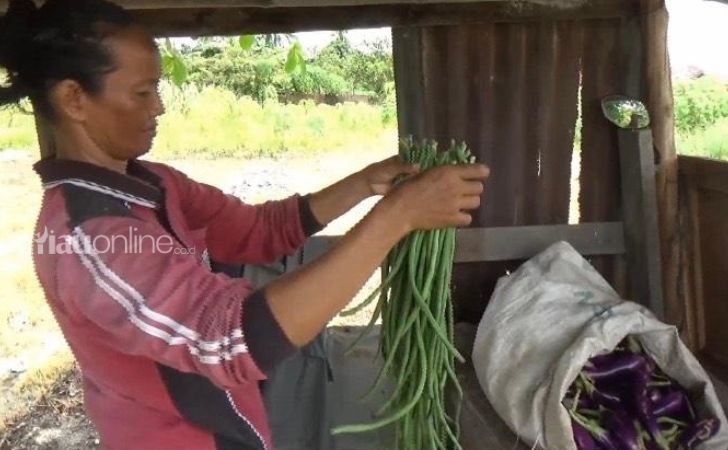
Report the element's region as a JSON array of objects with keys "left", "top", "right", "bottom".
[
  {"left": 294, "top": 0, "right": 728, "bottom": 79},
  {"left": 666, "top": 0, "right": 728, "bottom": 78}
]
